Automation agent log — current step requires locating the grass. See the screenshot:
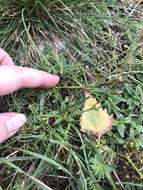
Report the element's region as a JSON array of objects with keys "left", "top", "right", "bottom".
[{"left": 0, "top": 0, "right": 143, "bottom": 189}]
